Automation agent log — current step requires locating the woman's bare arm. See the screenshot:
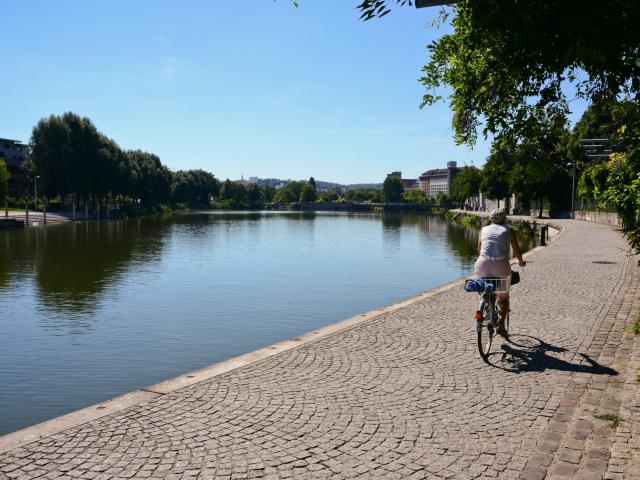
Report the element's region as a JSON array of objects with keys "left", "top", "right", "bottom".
[{"left": 510, "top": 231, "right": 526, "bottom": 267}]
